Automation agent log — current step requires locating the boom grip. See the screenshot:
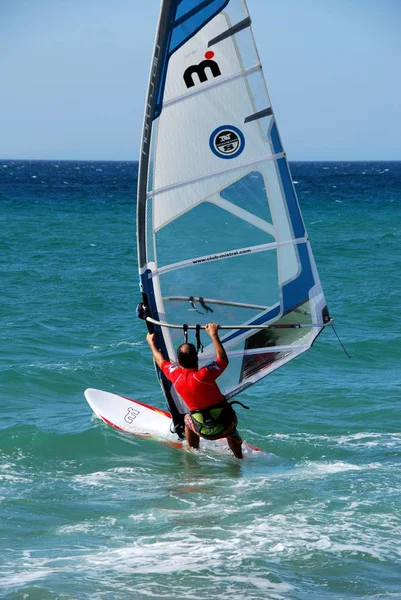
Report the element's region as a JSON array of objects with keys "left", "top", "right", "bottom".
[{"left": 136, "top": 298, "right": 154, "bottom": 333}]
